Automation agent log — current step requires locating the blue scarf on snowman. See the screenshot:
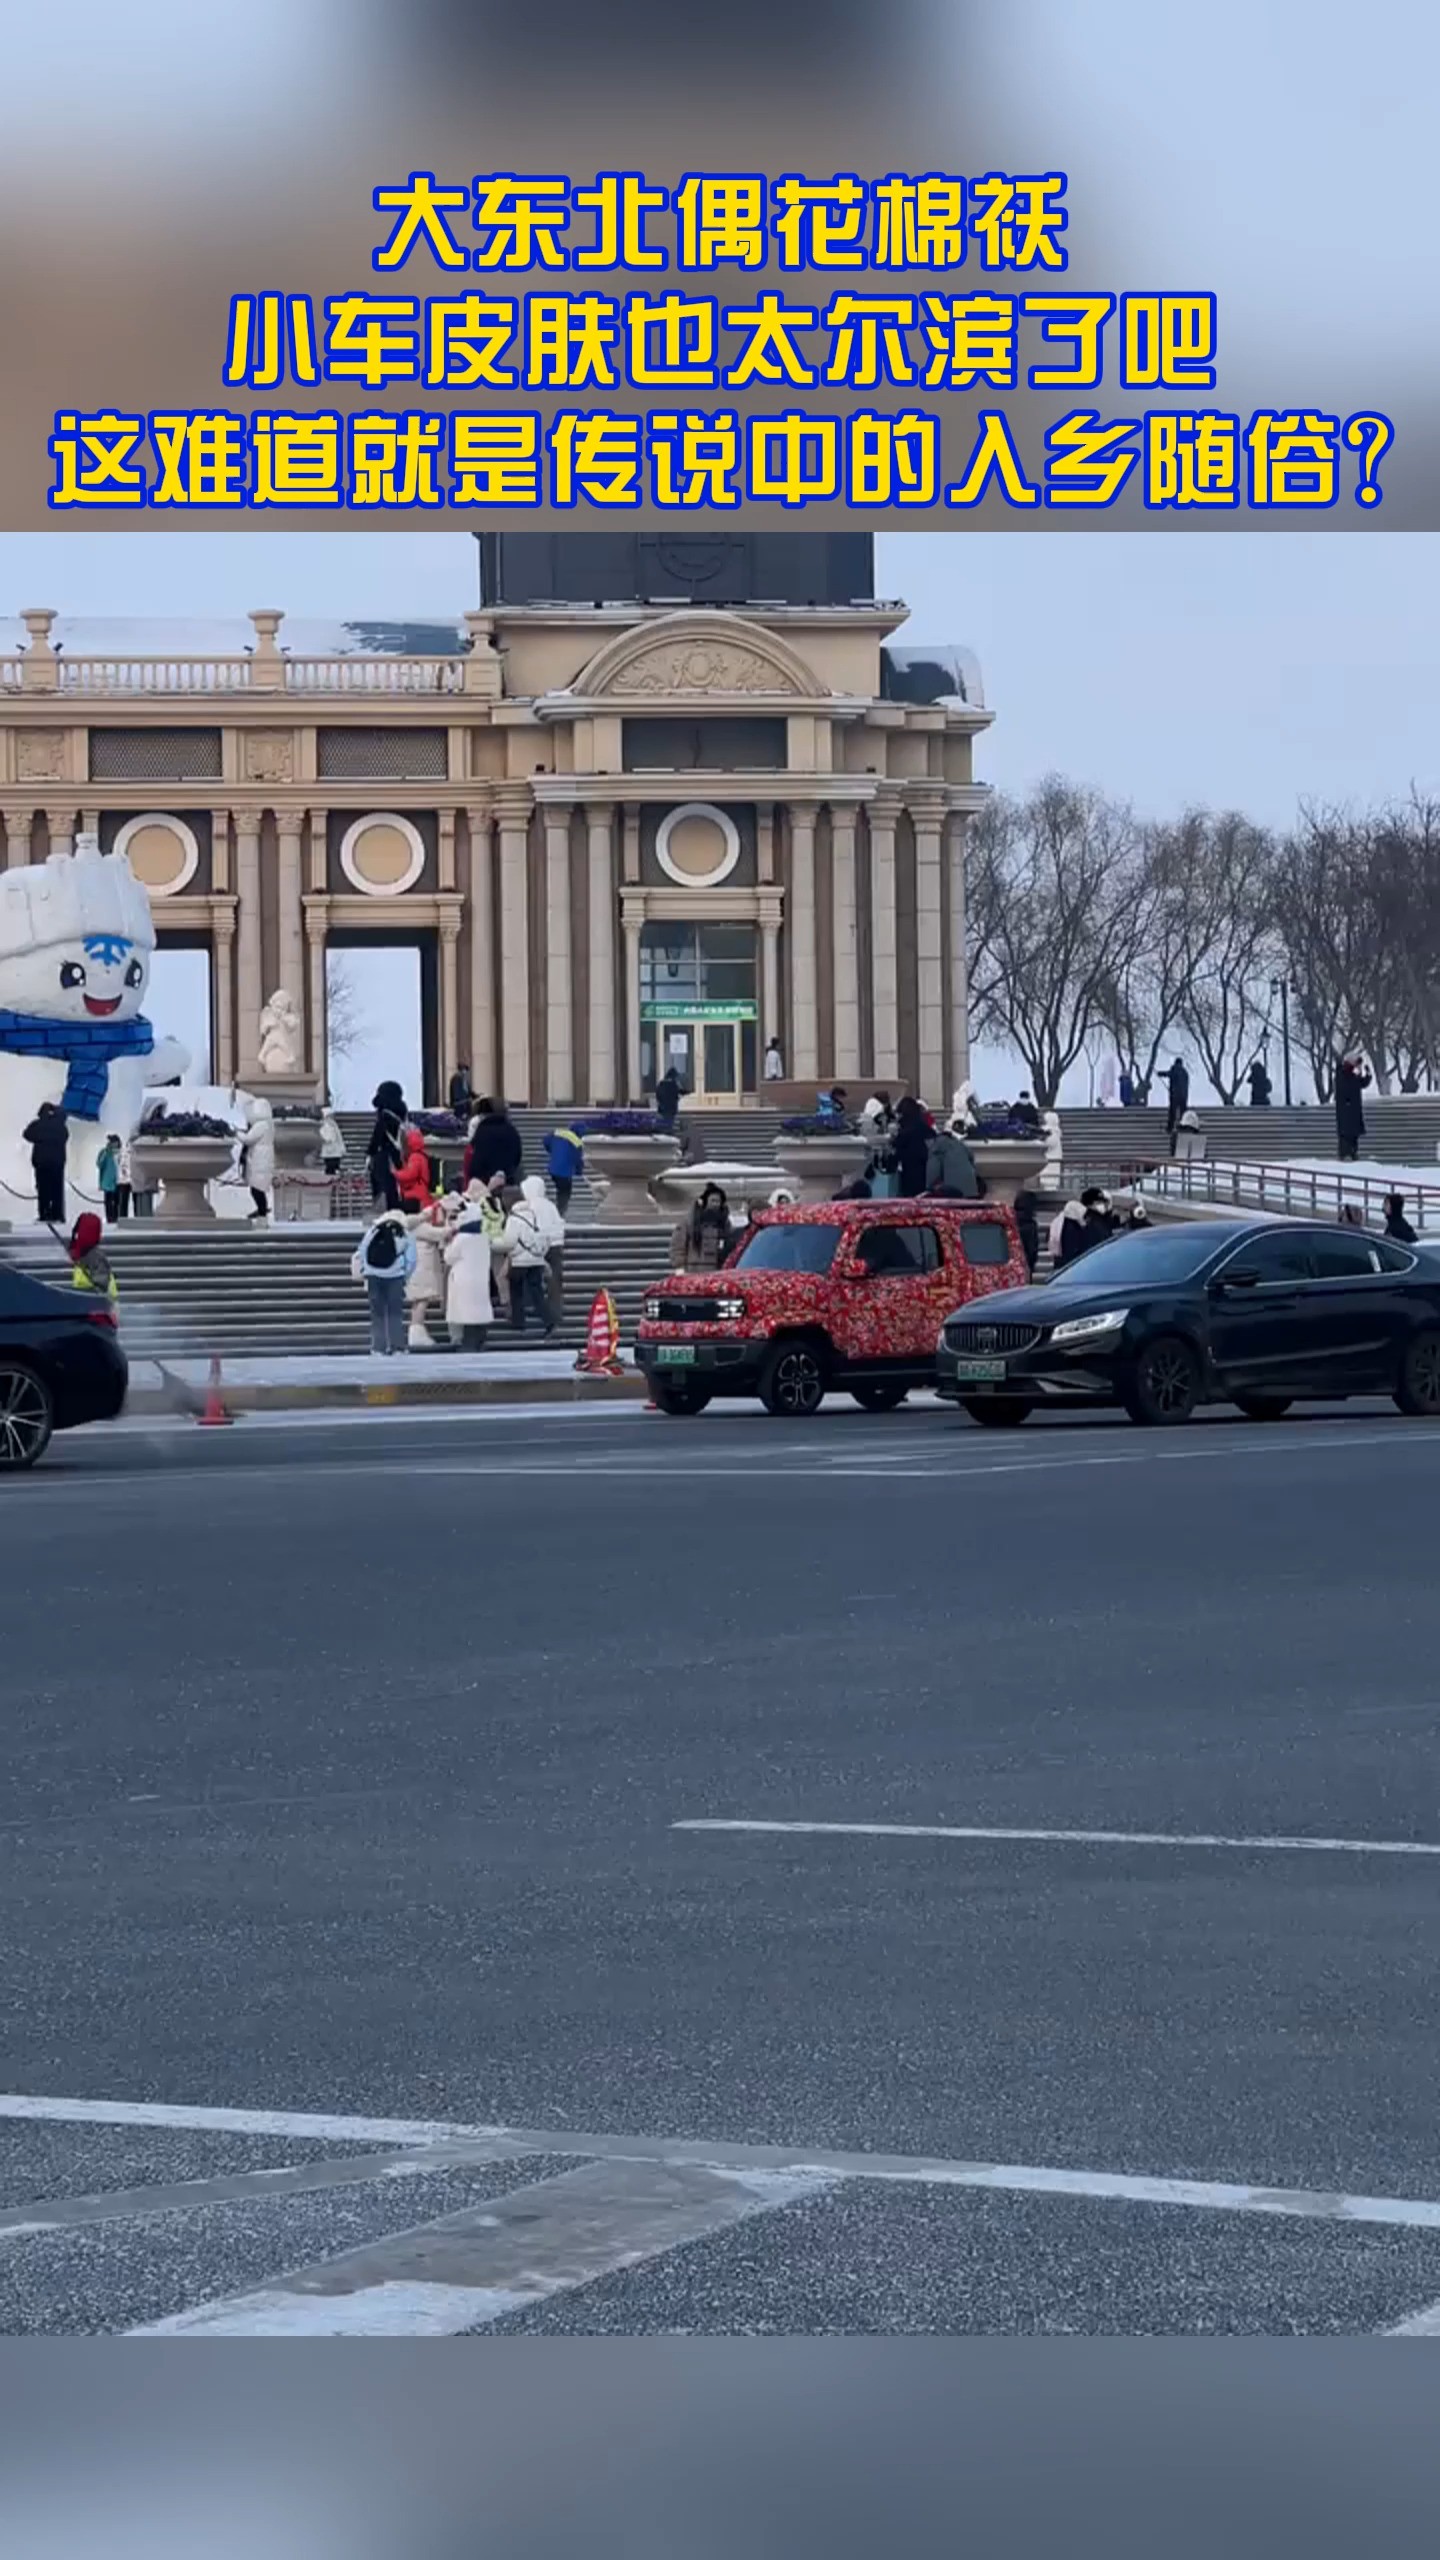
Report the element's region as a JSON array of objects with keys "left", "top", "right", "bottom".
[{"left": 0, "top": 1011, "right": 155, "bottom": 1120}]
